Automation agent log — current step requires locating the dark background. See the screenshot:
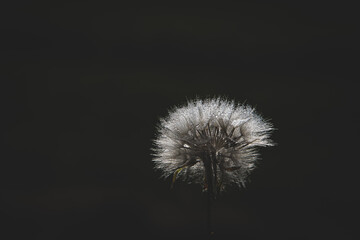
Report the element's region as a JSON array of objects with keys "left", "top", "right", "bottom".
[{"left": 1, "top": 1, "right": 358, "bottom": 239}]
